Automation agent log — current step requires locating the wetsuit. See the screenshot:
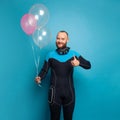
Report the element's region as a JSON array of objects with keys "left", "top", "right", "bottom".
[{"left": 38, "top": 47, "right": 91, "bottom": 120}]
